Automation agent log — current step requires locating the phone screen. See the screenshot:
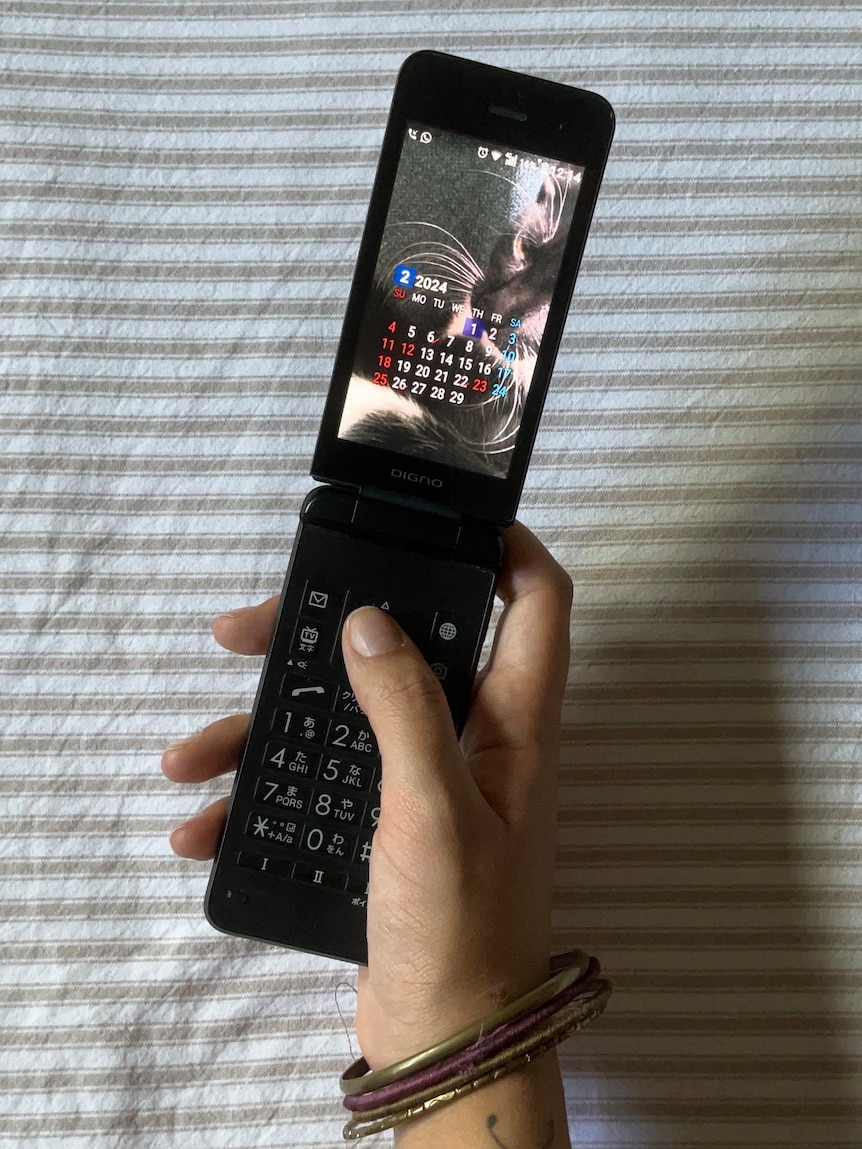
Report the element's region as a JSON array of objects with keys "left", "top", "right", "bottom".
[{"left": 336, "top": 123, "right": 584, "bottom": 479}]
